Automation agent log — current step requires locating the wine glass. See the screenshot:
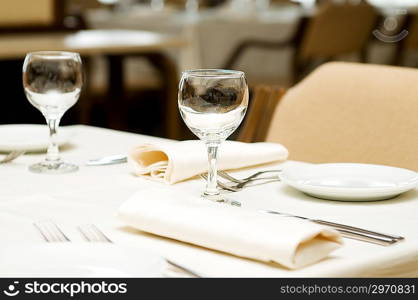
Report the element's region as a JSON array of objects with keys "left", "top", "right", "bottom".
[
  {"left": 178, "top": 69, "right": 248, "bottom": 202},
  {"left": 22, "top": 51, "right": 83, "bottom": 174}
]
